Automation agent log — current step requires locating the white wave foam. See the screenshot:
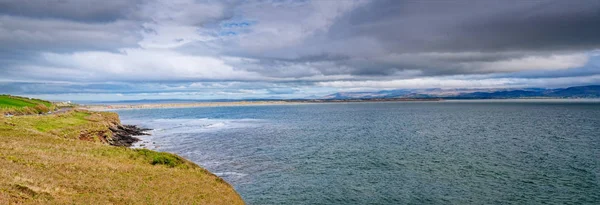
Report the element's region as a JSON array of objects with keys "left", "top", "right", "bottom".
[
  {"left": 205, "top": 122, "right": 226, "bottom": 128},
  {"left": 214, "top": 172, "right": 248, "bottom": 177},
  {"left": 134, "top": 118, "right": 264, "bottom": 134}
]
